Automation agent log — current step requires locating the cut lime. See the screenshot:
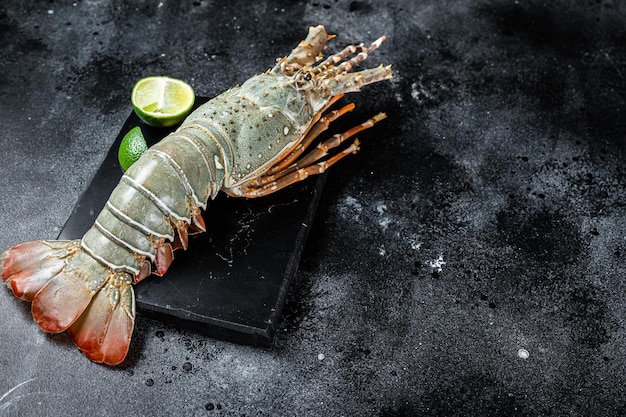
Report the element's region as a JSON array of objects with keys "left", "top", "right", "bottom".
[
  {"left": 131, "top": 76, "right": 195, "bottom": 127},
  {"left": 118, "top": 126, "right": 148, "bottom": 171}
]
